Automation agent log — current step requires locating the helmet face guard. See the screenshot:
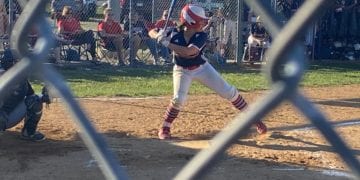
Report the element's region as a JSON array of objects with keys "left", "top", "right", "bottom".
[{"left": 180, "top": 4, "right": 209, "bottom": 29}]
